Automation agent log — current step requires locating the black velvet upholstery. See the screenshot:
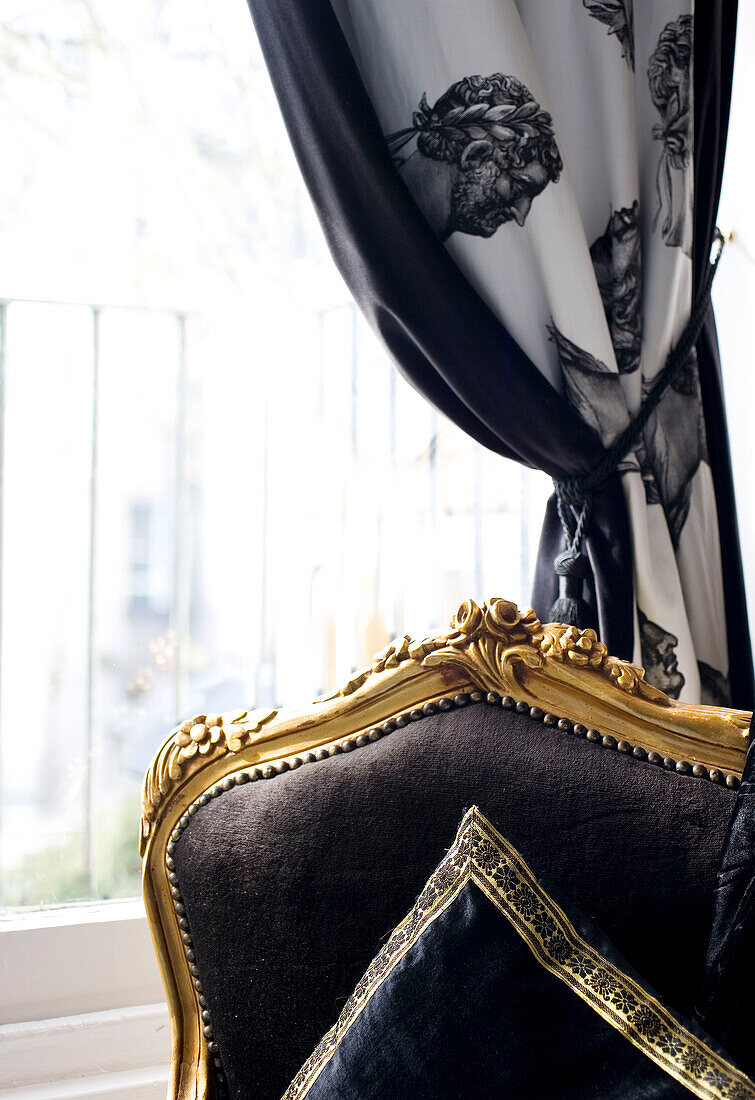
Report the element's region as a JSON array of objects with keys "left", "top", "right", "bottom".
[{"left": 173, "top": 703, "right": 736, "bottom": 1100}]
